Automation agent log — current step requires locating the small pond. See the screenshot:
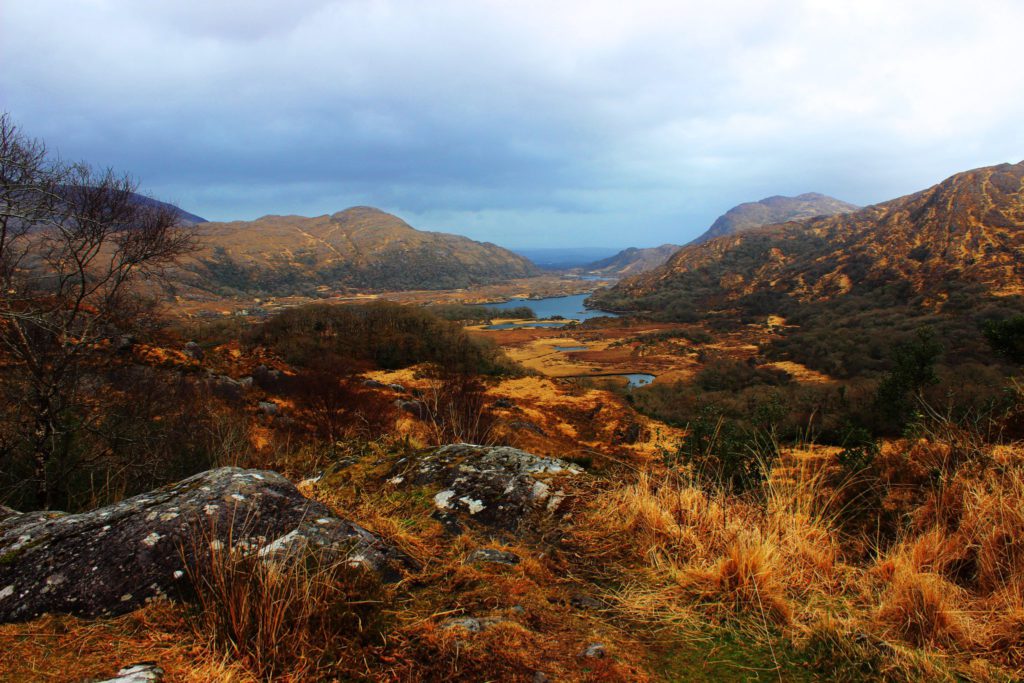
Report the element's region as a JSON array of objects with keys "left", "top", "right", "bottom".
[{"left": 624, "top": 373, "right": 655, "bottom": 388}]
